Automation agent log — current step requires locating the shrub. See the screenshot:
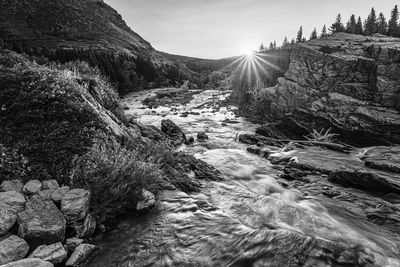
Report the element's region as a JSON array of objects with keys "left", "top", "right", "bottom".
[
  {"left": 0, "top": 144, "right": 29, "bottom": 182},
  {"left": 70, "top": 137, "right": 169, "bottom": 222}
]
